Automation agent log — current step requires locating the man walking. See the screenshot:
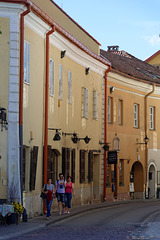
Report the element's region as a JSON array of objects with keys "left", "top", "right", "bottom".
[{"left": 56, "top": 173, "right": 66, "bottom": 215}]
